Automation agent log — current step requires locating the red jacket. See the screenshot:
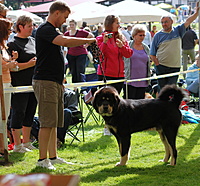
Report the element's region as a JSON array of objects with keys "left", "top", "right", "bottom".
[{"left": 96, "top": 32, "right": 133, "bottom": 78}]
